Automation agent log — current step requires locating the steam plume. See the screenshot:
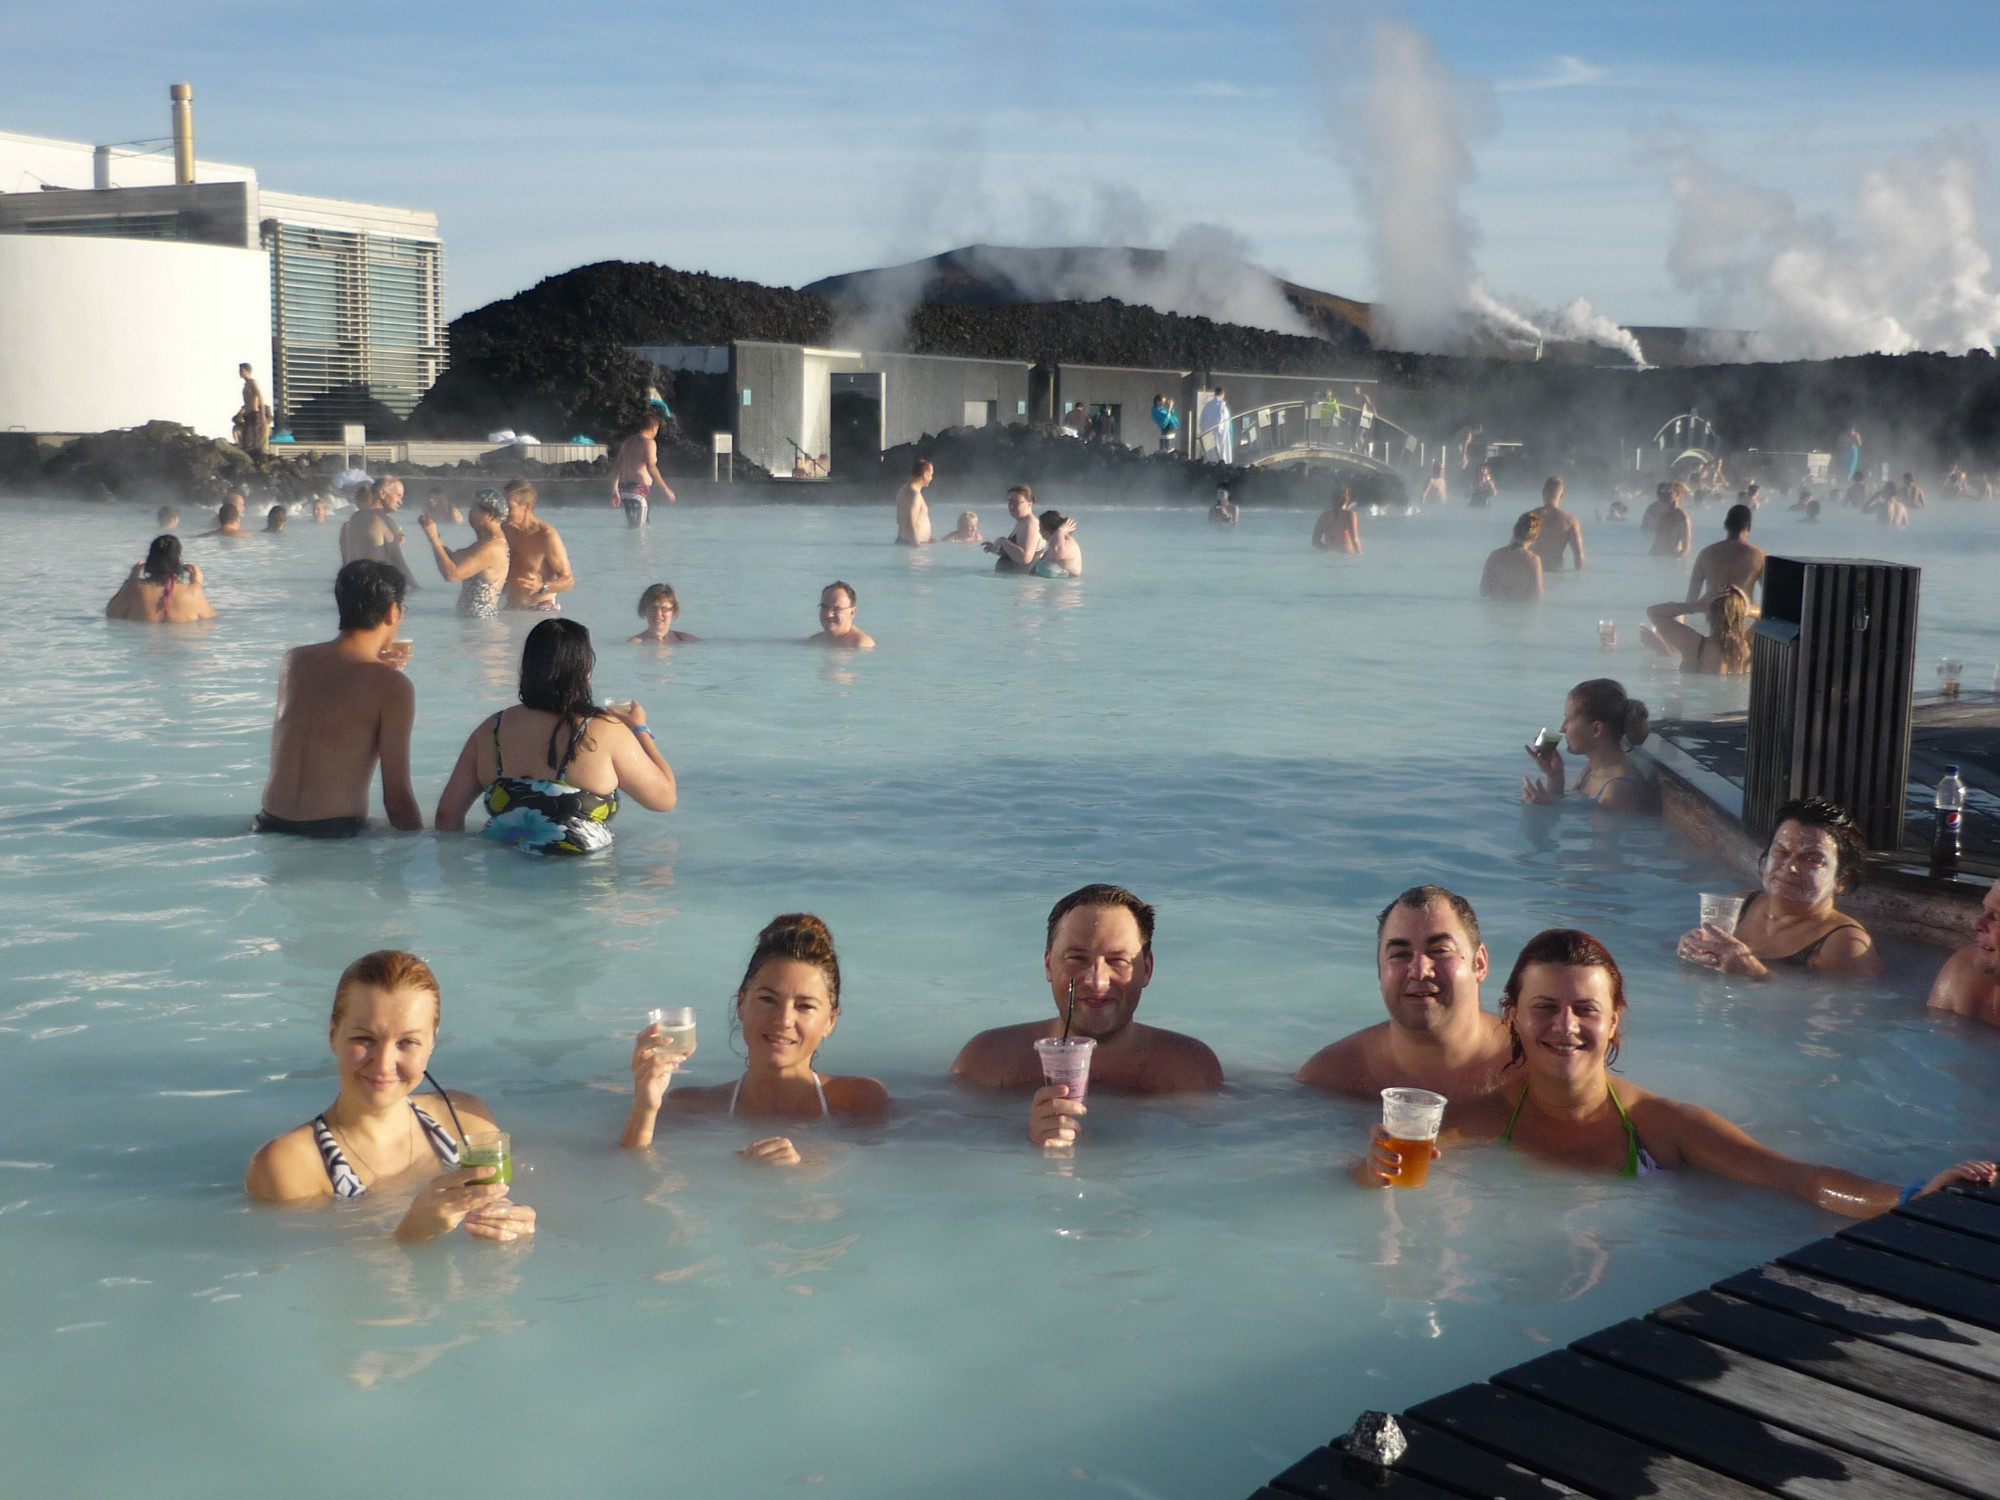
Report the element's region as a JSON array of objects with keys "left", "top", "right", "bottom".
[{"left": 1664, "top": 134, "right": 2000, "bottom": 360}]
